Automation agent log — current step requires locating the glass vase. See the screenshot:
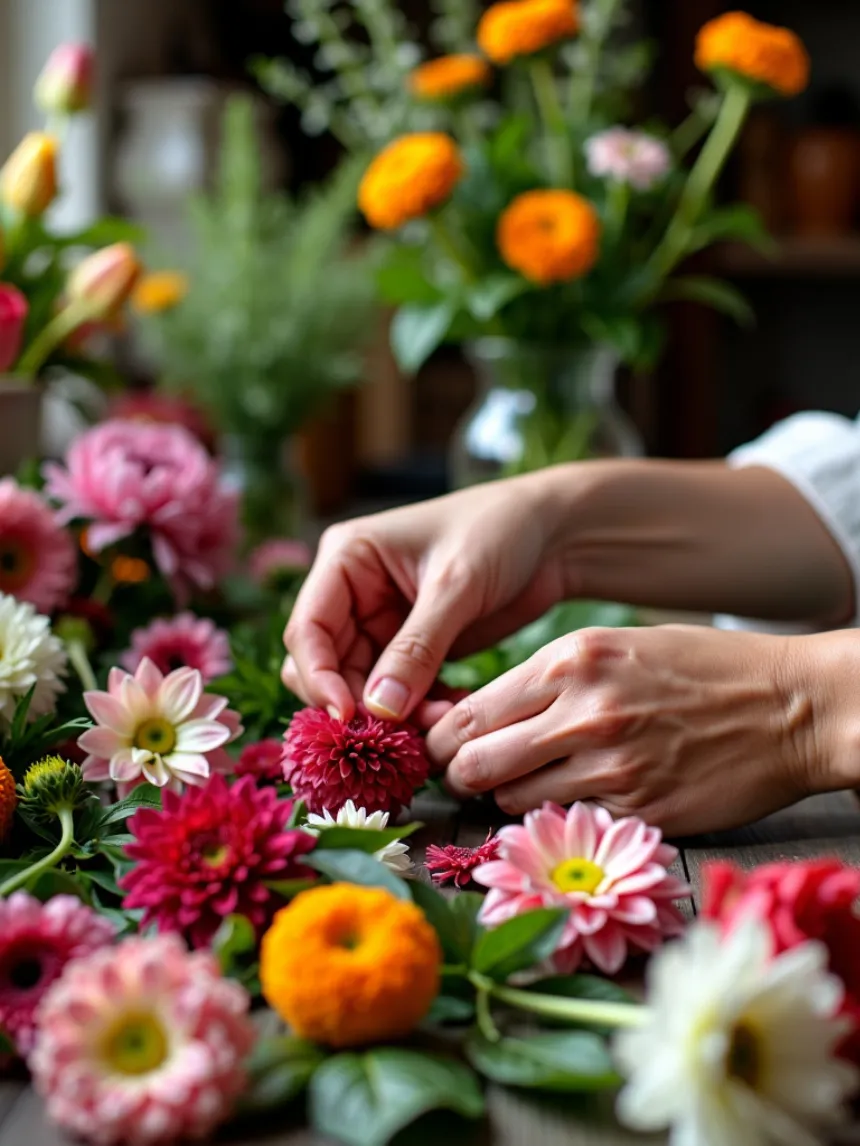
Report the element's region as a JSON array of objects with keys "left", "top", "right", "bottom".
[{"left": 450, "top": 340, "right": 644, "bottom": 488}]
